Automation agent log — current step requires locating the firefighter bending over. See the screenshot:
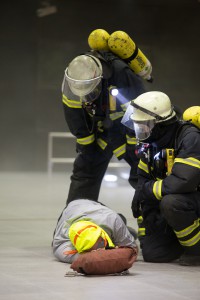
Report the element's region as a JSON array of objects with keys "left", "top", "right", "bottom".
[
  {"left": 122, "top": 91, "right": 200, "bottom": 266},
  {"left": 62, "top": 49, "right": 146, "bottom": 204}
]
